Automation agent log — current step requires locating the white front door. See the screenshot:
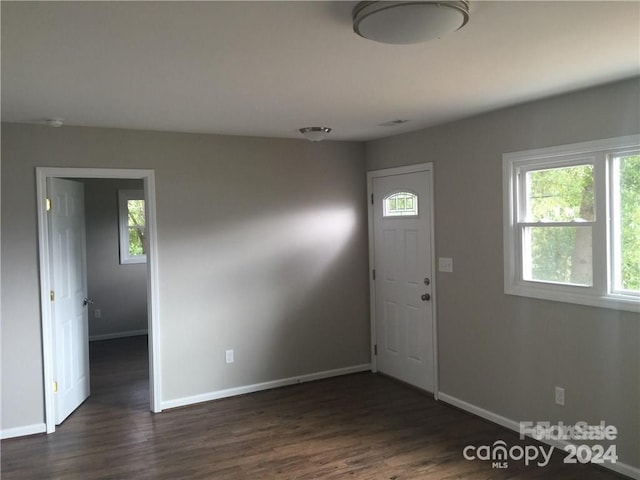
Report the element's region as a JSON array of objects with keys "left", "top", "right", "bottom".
[
  {"left": 47, "top": 178, "right": 90, "bottom": 424},
  {"left": 372, "top": 169, "right": 434, "bottom": 392}
]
